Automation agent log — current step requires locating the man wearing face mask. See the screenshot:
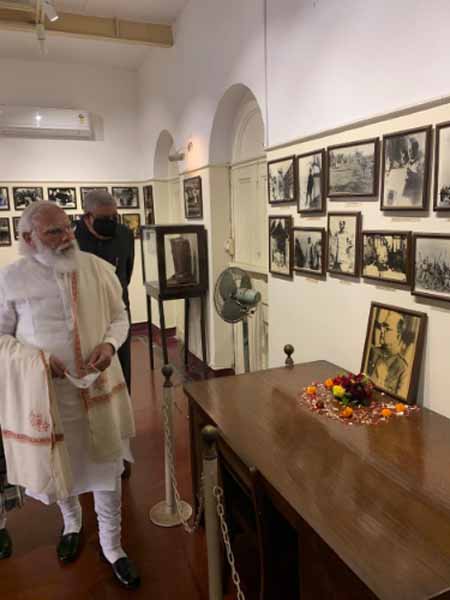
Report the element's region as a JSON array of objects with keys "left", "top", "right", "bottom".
[{"left": 74, "top": 191, "right": 134, "bottom": 479}]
